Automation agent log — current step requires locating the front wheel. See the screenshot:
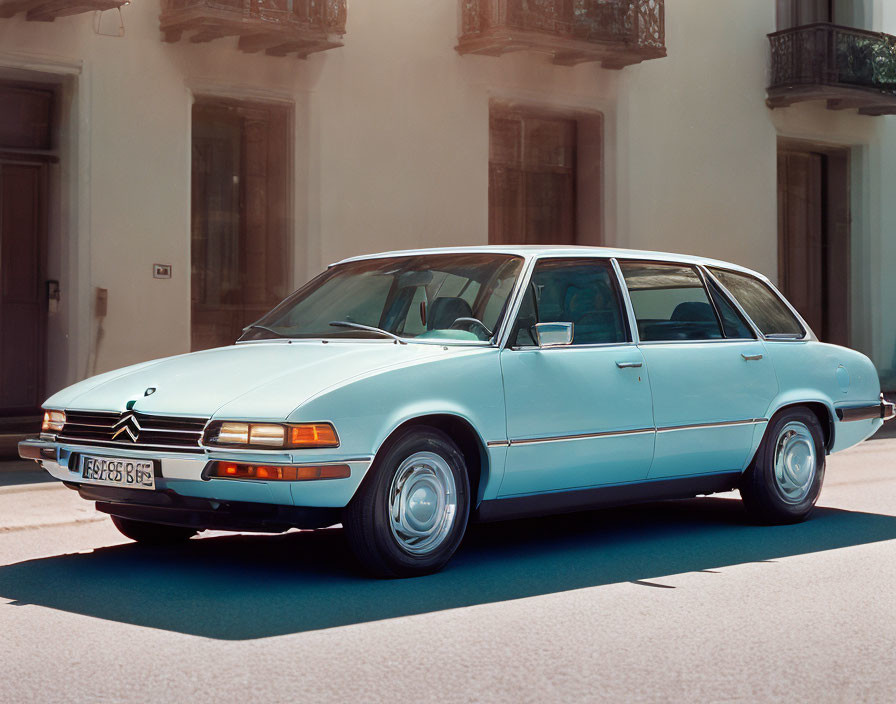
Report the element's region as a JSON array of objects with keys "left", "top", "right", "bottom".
[
  {"left": 343, "top": 427, "right": 470, "bottom": 578},
  {"left": 111, "top": 515, "right": 197, "bottom": 545},
  {"left": 740, "top": 407, "right": 826, "bottom": 524}
]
